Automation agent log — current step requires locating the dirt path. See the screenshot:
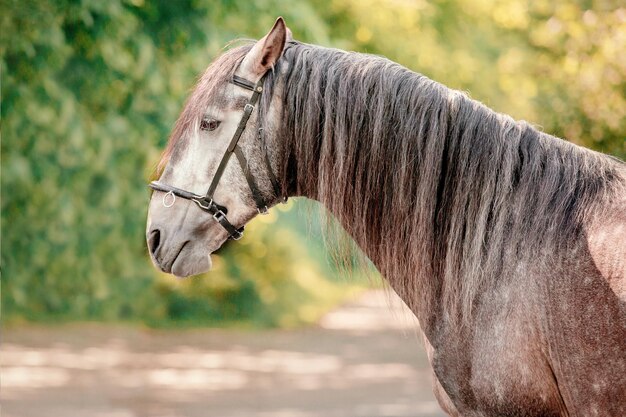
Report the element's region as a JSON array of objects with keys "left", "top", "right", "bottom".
[{"left": 2, "top": 291, "right": 445, "bottom": 417}]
